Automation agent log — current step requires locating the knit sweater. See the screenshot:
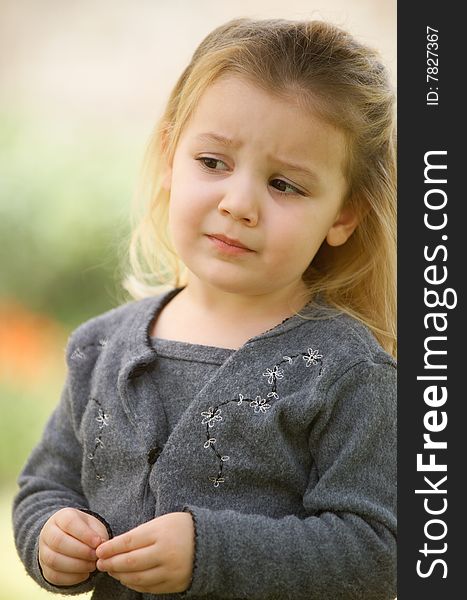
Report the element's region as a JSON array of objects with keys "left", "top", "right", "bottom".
[
  {"left": 13, "top": 289, "right": 397, "bottom": 600},
  {"left": 149, "top": 337, "right": 234, "bottom": 432}
]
